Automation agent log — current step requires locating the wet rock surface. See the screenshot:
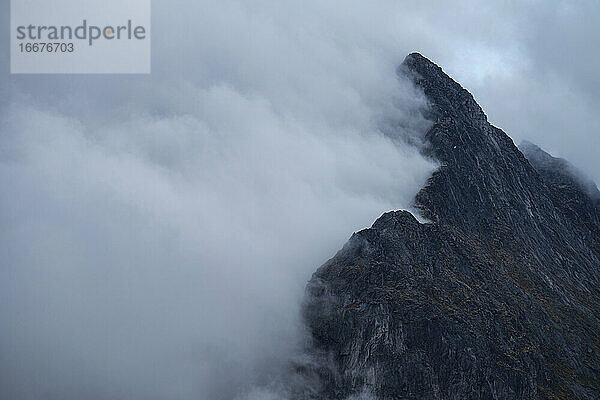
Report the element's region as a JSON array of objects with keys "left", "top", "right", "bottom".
[{"left": 298, "top": 53, "right": 600, "bottom": 399}]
